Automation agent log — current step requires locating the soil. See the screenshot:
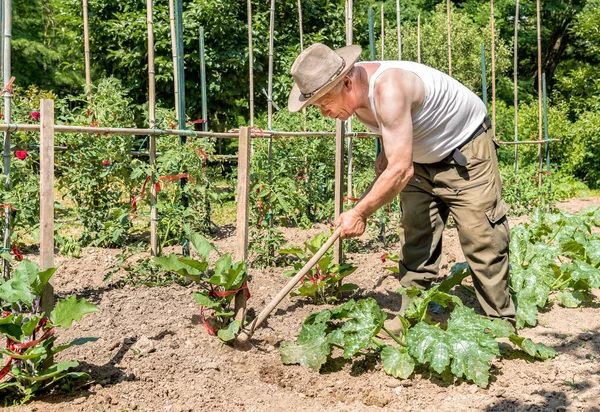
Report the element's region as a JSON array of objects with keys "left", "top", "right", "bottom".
[{"left": 8, "top": 197, "right": 600, "bottom": 412}]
